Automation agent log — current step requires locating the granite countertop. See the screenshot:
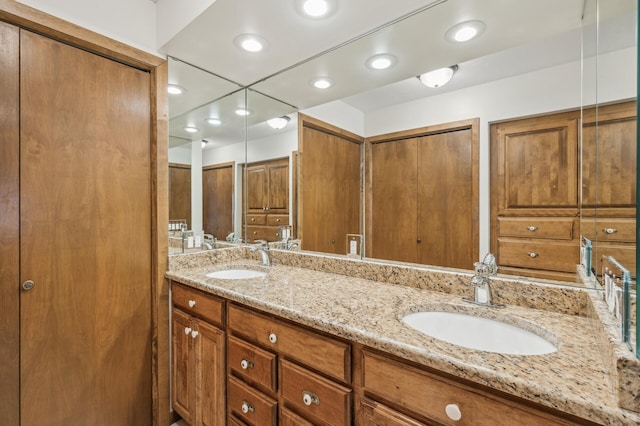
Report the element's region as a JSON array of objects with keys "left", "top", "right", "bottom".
[{"left": 166, "top": 248, "right": 640, "bottom": 425}]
